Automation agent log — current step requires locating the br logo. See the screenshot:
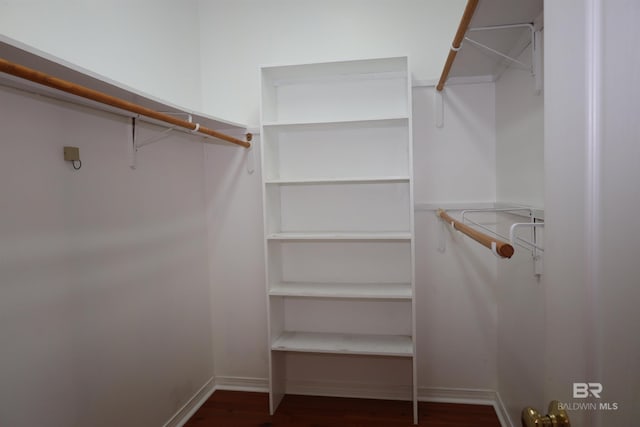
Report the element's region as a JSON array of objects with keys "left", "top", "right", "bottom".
[{"left": 573, "top": 383, "right": 603, "bottom": 398}]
